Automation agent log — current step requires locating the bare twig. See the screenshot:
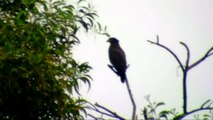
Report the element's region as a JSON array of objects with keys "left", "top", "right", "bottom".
[
  {"left": 180, "top": 42, "right": 191, "bottom": 114},
  {"left": 180, "top": 42, "right": 190, "bottom": 69},
  {"left": 188, "top": 46, "right": 213, "bottom": 70},
  {"left": 178, "top": 107, "right": 213, "bottom": 119},
  {"left": 148, "top": 36, "right": 188, "bottom": 113},
  {"left": 94, "top": 103, "right": 125, "bottom": 120},
  {"left": 87, "top": 102, "right": 125, "bottom": 120},
  {"left": 108, "top": 64, "right": 137, "bottom": 120},
  {"left": 157, "top": 35, "right": 159, "bottom": 43},
  {"left": 125, "top": 77, "right": 137, "bottom": 120},
  {"left": 201, "top": 99, "right": 211, "bottom": 108},
  {"left": 88, "top": 114, "right": 104, "bottom": 120},
  {"left": 148, "top": 35, "right": 213, "bottom": 117},
  {"left": 147, "top": 39, "right": 185, "bottom": 72}
]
